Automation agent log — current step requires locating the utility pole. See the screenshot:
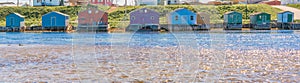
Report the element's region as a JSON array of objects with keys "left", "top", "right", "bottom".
[{"left": 17, "top": 0, "right": 19, "bottom": 7}]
